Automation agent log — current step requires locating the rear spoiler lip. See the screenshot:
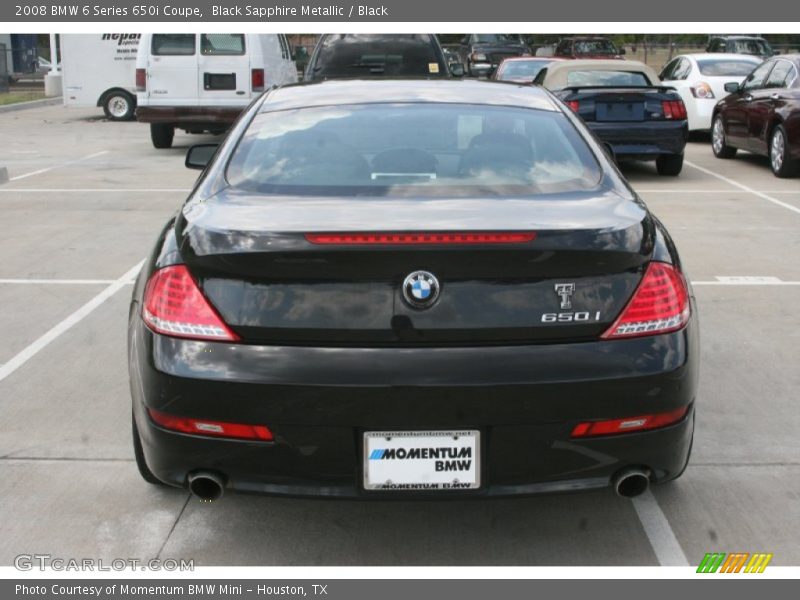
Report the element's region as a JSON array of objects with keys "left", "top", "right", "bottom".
[{"left": 559, "top": 85, "right": 678, "bottom": 94}]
